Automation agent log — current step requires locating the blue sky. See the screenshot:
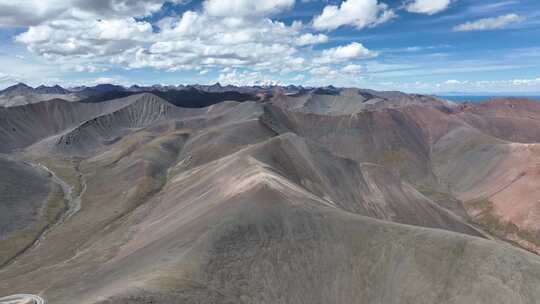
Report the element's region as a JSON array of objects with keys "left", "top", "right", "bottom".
[{"left": 0, "top": 0, "right": 539, "bottom": 93}]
